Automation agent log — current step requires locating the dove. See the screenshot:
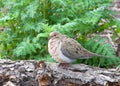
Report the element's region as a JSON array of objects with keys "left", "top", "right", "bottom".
[{"left": 48, "top": 31, "right": 106, "bottom": 63}]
